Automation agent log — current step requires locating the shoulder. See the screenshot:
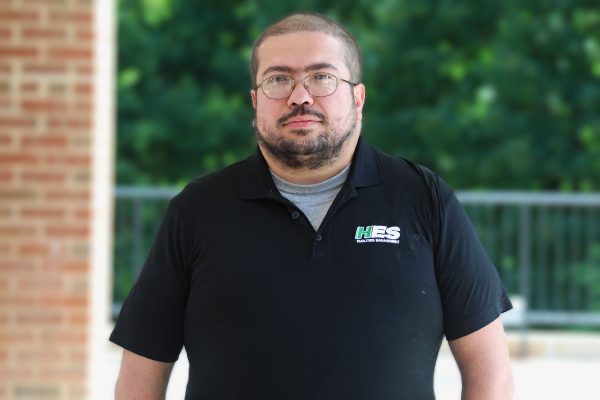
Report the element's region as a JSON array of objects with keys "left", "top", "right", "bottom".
[
  {"left": 371, "top": 146, "right": 453, "bottom": 202},
  {"left": 169, "top": 156, "right": 251, "bottom": 213}
]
